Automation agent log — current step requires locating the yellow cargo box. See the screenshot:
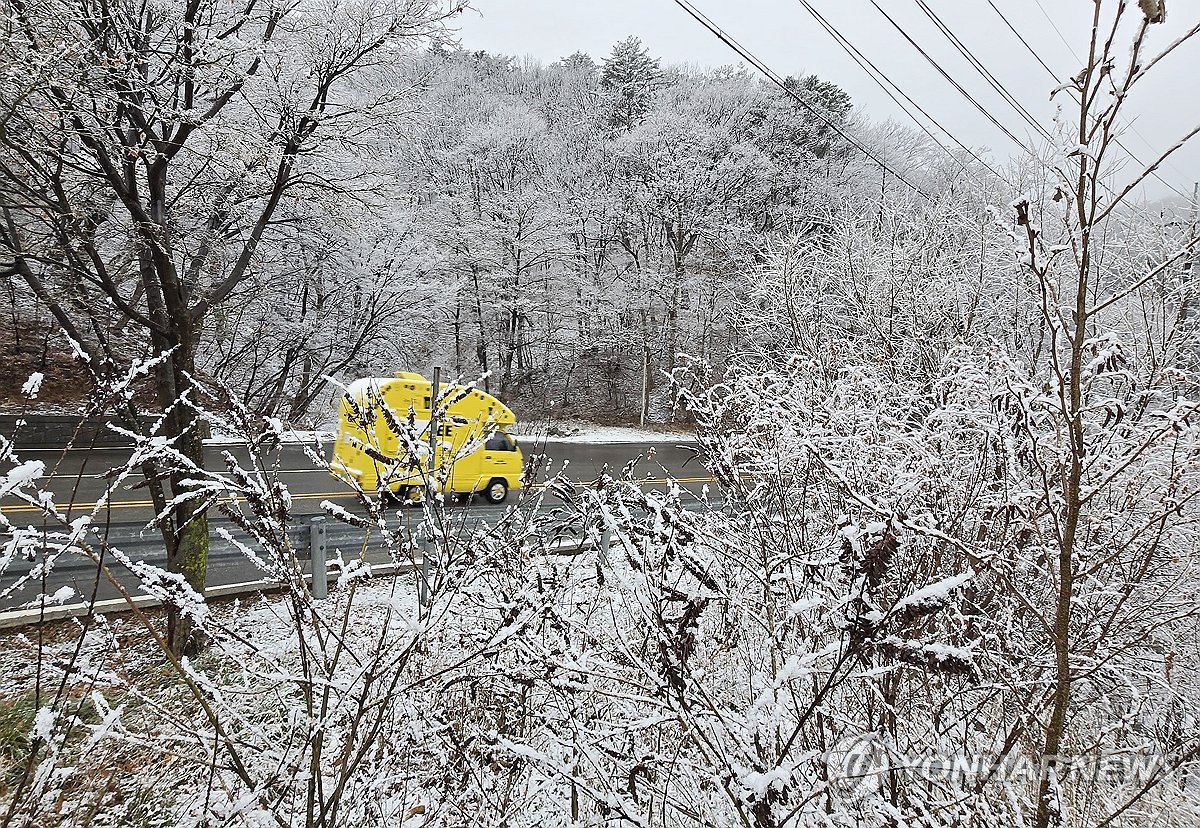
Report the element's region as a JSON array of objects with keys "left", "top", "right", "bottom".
[{"left": 329, "top": 372, "right": 522, "bottom": 503}]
